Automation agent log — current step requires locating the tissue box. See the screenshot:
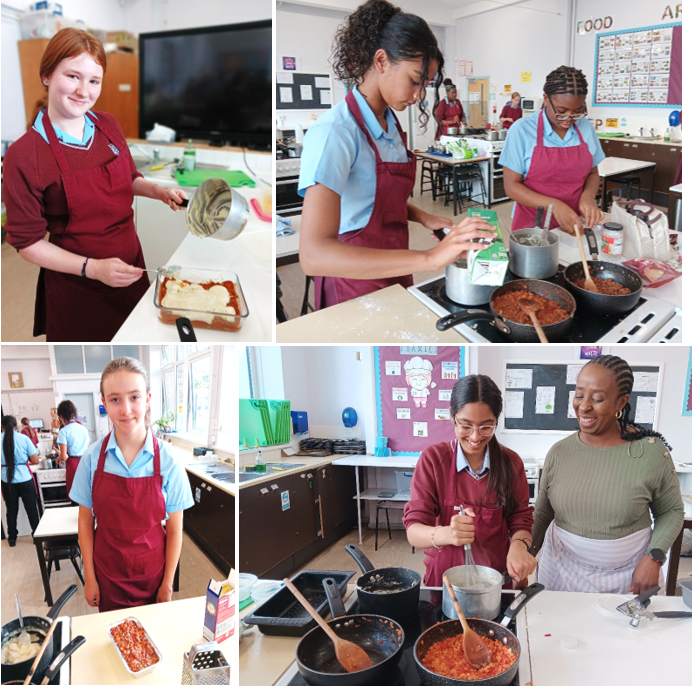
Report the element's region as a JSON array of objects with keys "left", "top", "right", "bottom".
[
  {"left": 203, "top": 579, "right": 236, "bottom": 643},
  {"left": 106, "top": 30, "right": 138, "bottom": 53},
  {"left": 466, "top": 208, "right": 509, "bottom": 286},
  {"left": 146, "top": 123, "right": 176, "bottom": 143}
]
